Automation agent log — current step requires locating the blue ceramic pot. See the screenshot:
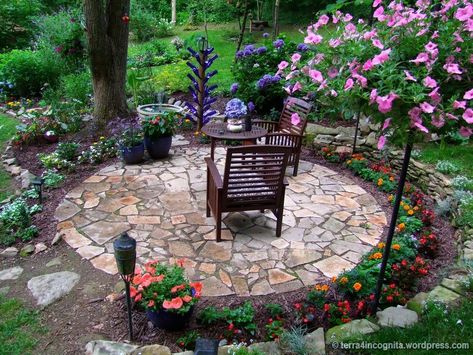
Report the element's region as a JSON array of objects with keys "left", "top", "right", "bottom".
[
  {"left": 146, "top": 307, "right": 194, "bottom": 331},
  {"left": 144, "top": 135, "right": 172, "bottom": 159},
  {"left": 120, "top": 143, "right": 144, "bottom": 164}
]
